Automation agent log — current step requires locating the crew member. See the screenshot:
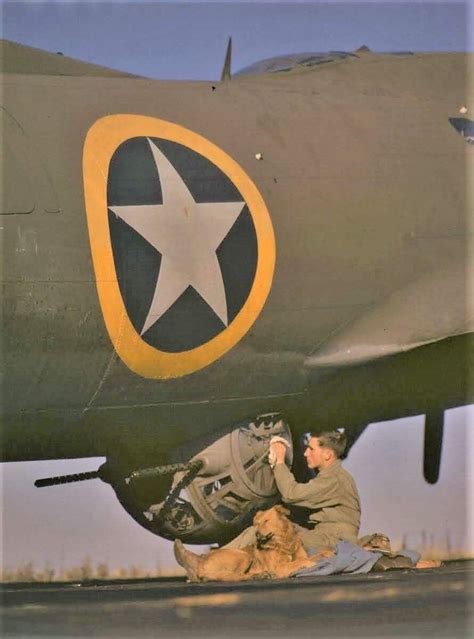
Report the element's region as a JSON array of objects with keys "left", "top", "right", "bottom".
[{"left": 223, "top": 430, "right": 361, "bottom": 553}]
